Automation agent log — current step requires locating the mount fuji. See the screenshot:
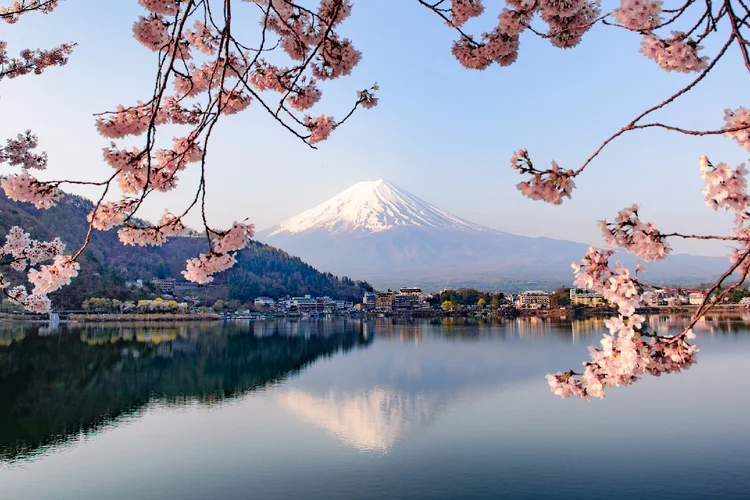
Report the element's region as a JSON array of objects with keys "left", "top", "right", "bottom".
[{"left": 257, "top": 180, "right": 727, "bottom": 290}]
